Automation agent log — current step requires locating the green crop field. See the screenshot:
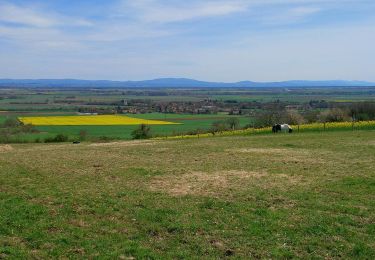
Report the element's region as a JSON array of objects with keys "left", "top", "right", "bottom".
[
  {"left": 1, "top": 130, "right": 374, "bottom": 258},
  {"left": 0, "top": 115, "right": 6, "bottom": 124},
  {"left": 35, "top": 114, "right": 249, "bottom": 138},
  {"left": 1, "top": 113, "right": 251, "bottom": 142}
]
